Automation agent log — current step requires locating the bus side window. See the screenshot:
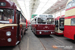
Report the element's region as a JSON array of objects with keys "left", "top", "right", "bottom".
[
  {"left": 32, "top": 19, "right": 36, "bottom": 24},
  {"left": 71, "top": 18, "right": 75, "bottom": 25},
  {"left": 25, "top": 19, "right": 26, "bottom": 22},
  {"left": 20, "top": 14, "right": 25, "bottom": 23},
  {"left": 72, "top": 2, "right": 75, "bottom": 7},
  {"left": 59, "top": 18, "right": 64, "bottom": 31}
]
